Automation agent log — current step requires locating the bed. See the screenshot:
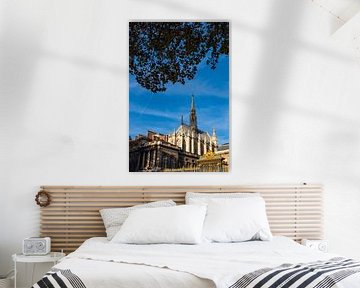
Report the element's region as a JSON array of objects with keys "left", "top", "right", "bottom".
[
  {"left": 33, "top": 185, "right": 360, "bottom": 288},
  {"left": 33, "top": 236, "right": 360, "bottom": 288}
]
